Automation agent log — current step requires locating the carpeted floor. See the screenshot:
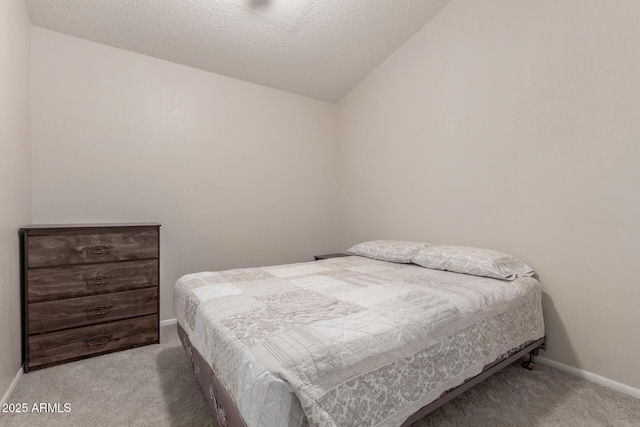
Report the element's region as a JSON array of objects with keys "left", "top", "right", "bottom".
[{"left": 2, "top": 325, "right": 639, "bottom": 427}]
